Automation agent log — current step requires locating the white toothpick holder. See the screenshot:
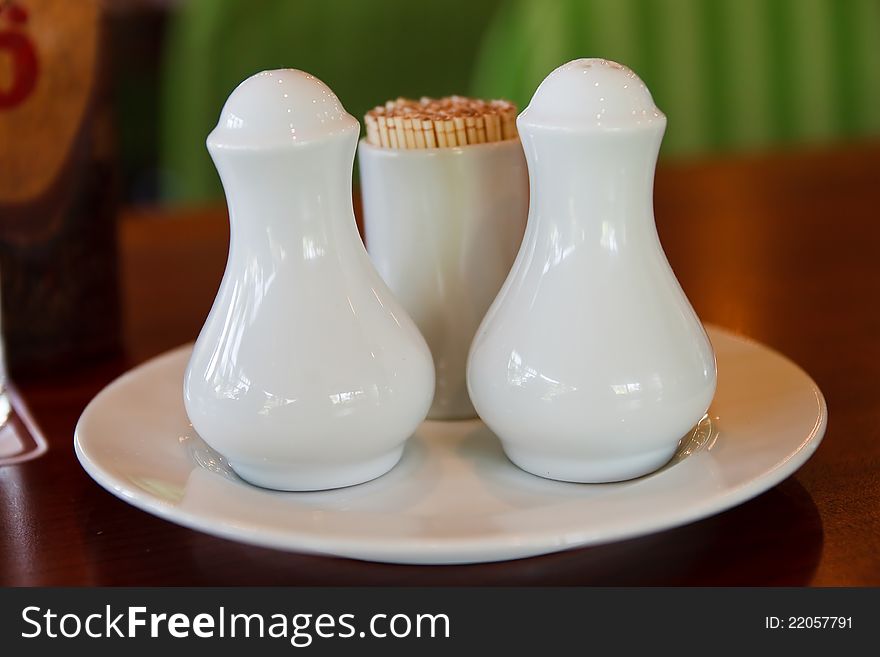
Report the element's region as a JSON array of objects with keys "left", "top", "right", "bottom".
[{"left": 359, "top": 139, "right": 528, "bottom": 420}]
